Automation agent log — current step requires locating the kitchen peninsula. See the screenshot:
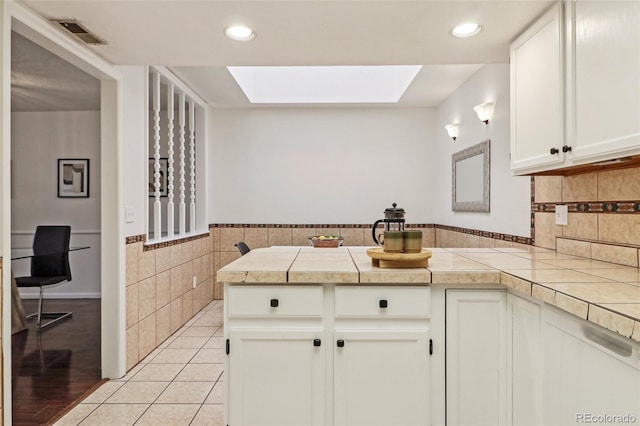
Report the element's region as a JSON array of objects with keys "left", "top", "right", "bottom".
[{"left": 219, "top": 246, "right": 640, "bottom": 426}]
